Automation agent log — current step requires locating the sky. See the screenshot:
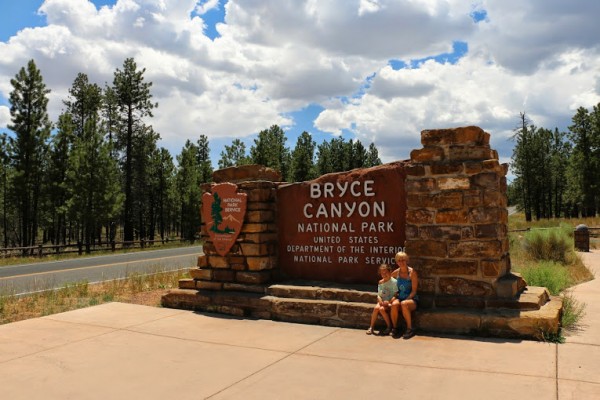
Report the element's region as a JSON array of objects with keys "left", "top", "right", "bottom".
[{"left": 1, "top": 0, "right": 599, "bottom": 172}]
